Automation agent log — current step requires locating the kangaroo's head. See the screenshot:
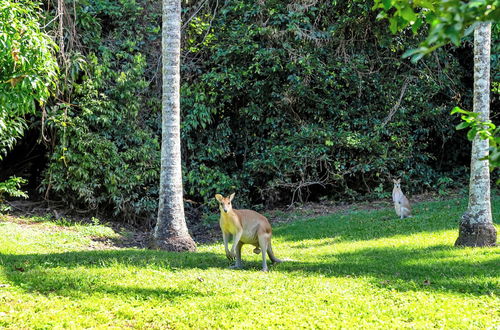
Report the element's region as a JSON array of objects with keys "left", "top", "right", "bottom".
[
  {"left": 215, "top": 193, "right": 235, "bottom": 213},
  {"left": 392, "top": 178, "right": 401, "bottom": 189}
]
